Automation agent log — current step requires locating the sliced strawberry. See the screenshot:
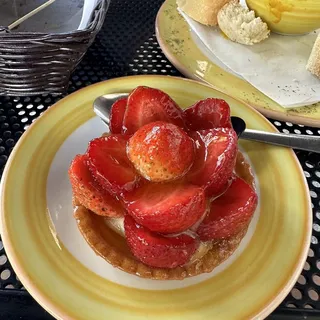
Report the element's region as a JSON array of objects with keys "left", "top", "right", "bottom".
[
  {"left": 127, "top": 121, "right": 195, "bottom": 182},
  {"left": 123, "top": 182, "right": 207, "bottom": 234},
  {"left": 197, "top": 176, "right": 257, "bottom": 240},
  {"left": 122, "top": 86, "right": 185, "bottom": 134},
  {"left": 110, "top": 98, "right": 127, "bottom": 134},
  {"left": 187, "top": 128, "right": 238, "bottom": 198},
  {"left": 124, "top": 215, "right": 199, "bottom": 268},
  {"left": 87, "top": 135, "right": 140, "bottom": 196},
  {"left": 184, "top": 98, "right": 232, "bottom": 131},
  {"left": 68, "top": 154, "right": 123, "bottom": 217}
]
